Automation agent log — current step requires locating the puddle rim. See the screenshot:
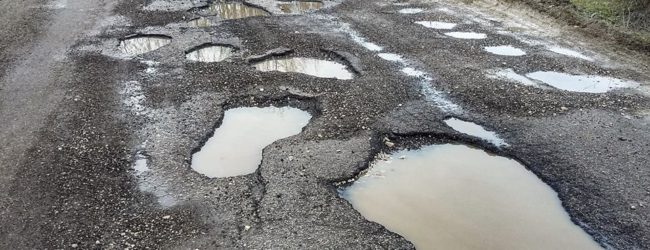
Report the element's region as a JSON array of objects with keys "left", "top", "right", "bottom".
[
  {"left": 249, "top": 53, "right": 360, "bottom": 80},
  {"left": 193, "top": 1, "right": 273, "bottom": 18},
  {"left": 331, "top": 133, "right": 605, "bottom": 249},
  {"left": 187, "top": 95, "right": 322, "bottom": 180},
  {"left": 184, "top": 42, "right": 240, "bottom": 62}
]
